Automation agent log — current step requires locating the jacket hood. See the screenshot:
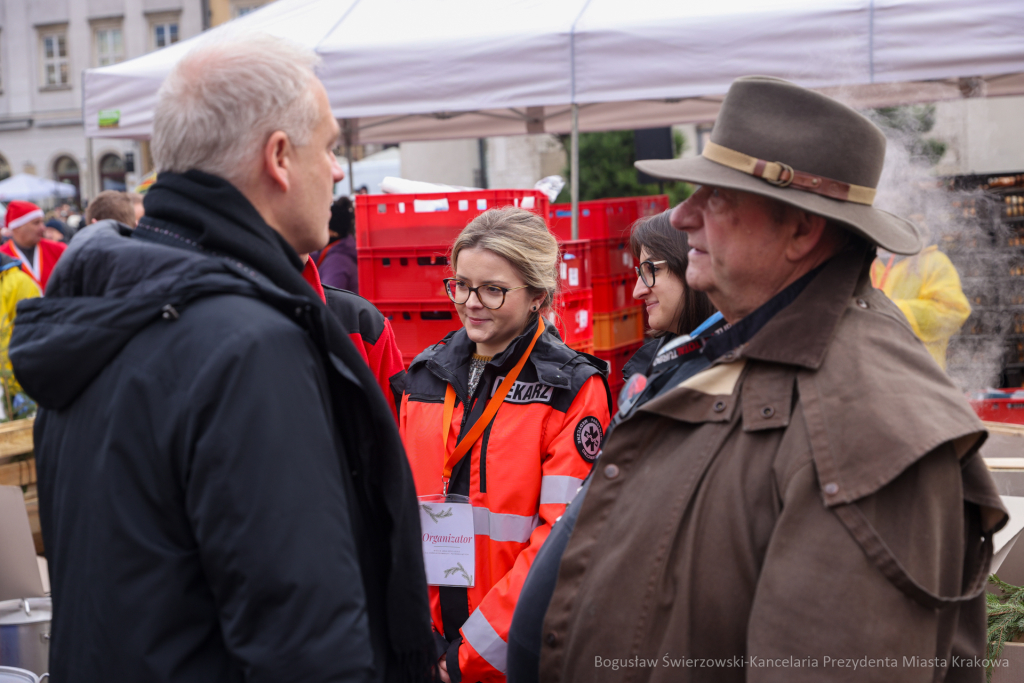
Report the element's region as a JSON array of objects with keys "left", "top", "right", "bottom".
[
  {"left": 0, "top": 252, "right": 21, "bottom": 272},
  {"left": 10, "top": 220, "right": 281, "bottom": 409}
]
